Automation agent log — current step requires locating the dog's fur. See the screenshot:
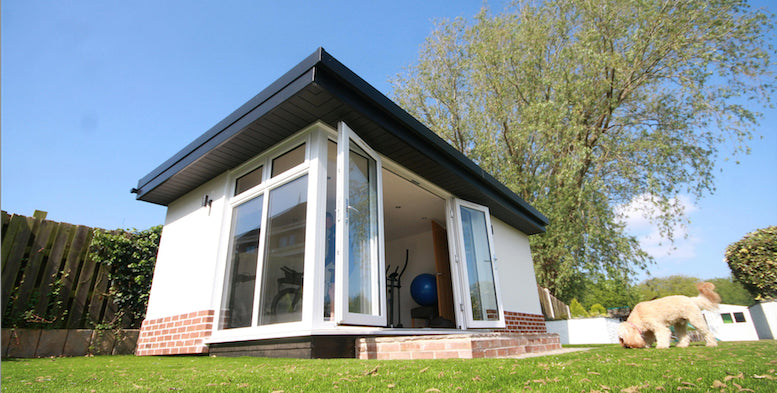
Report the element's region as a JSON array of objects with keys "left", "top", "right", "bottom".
[{"left": 618, "top": 282, "right": 720, "bottom": 349}]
